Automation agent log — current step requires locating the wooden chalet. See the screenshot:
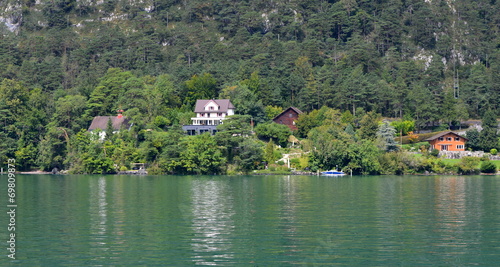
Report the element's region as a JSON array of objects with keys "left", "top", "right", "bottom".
[
  {"left": 425, "top": 131, "right": 468, "bottom": 151},
  {"left": 272, "top": 107, "right": 303, "bottom": 131}
]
